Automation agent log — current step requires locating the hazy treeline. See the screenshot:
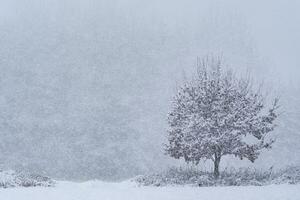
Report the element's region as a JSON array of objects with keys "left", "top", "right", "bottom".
[{"left": 0, "top": 0, "right": 299, "bottom": 180}]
